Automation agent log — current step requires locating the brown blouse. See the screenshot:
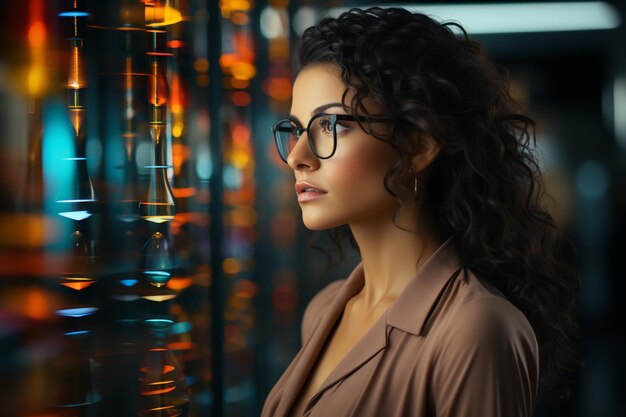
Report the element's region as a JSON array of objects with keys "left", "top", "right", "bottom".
[{"left": 261, "top": 235, "right": 539, "bottom": 417}]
